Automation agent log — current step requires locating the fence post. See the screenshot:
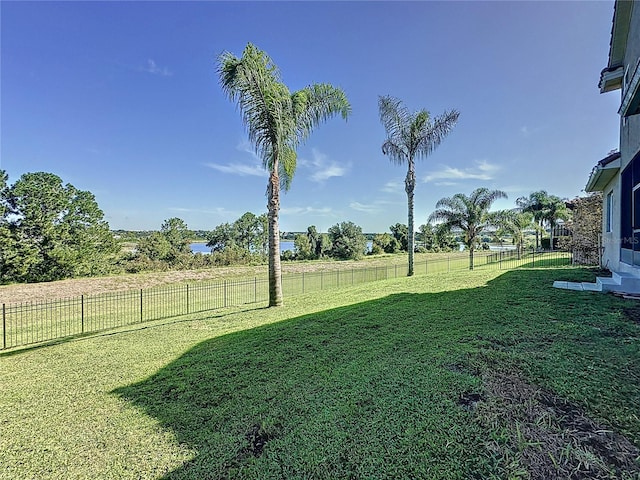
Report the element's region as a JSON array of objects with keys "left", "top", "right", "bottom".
[
  {"left": 2, "top": 304, "right": 5, "bottom": 350},
  {"left": 224, "top": 281, "right": 227, "bottom": 307},
  {"left": 499, "top": 251, "right": 503, "bottom": 270},
  {"left": 532, "top": 248, "right": 536, "bottom": 267},
  {"left": 186, "top": 284, "right": 189, "bottom": 315},
  {"left": 81, "top": 295, "right": 84, "bottom": 334},
  {"left": 140, "top": 289, "right": 143, "bottom": 322},
  {"left": 254, "top": 277, "right": 257, "bottom": 302}
]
